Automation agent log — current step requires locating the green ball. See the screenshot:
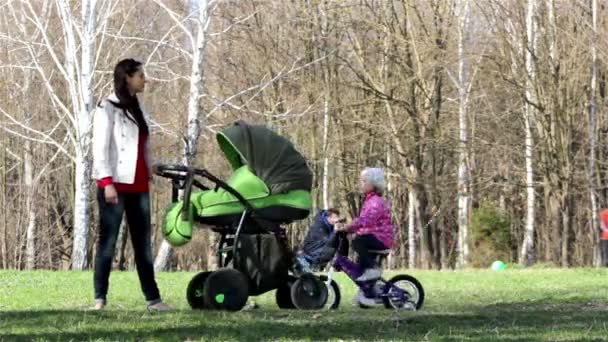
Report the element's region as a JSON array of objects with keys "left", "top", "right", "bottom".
[
  {"left": 163, "top": 202, "right": 194, "bottom": 247},
  {"left": 491, "top": 260, "right": 506, "bottom": 271}
]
